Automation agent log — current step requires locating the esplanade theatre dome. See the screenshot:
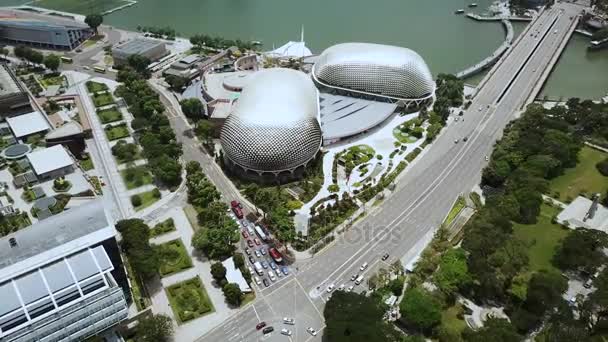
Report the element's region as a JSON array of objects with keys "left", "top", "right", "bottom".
[
  {"left": 312, "top": 43, "right": 435, "bottom": 103},
  {"left": 220, "top": 68, "right": 322, "bottom": 181}
]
